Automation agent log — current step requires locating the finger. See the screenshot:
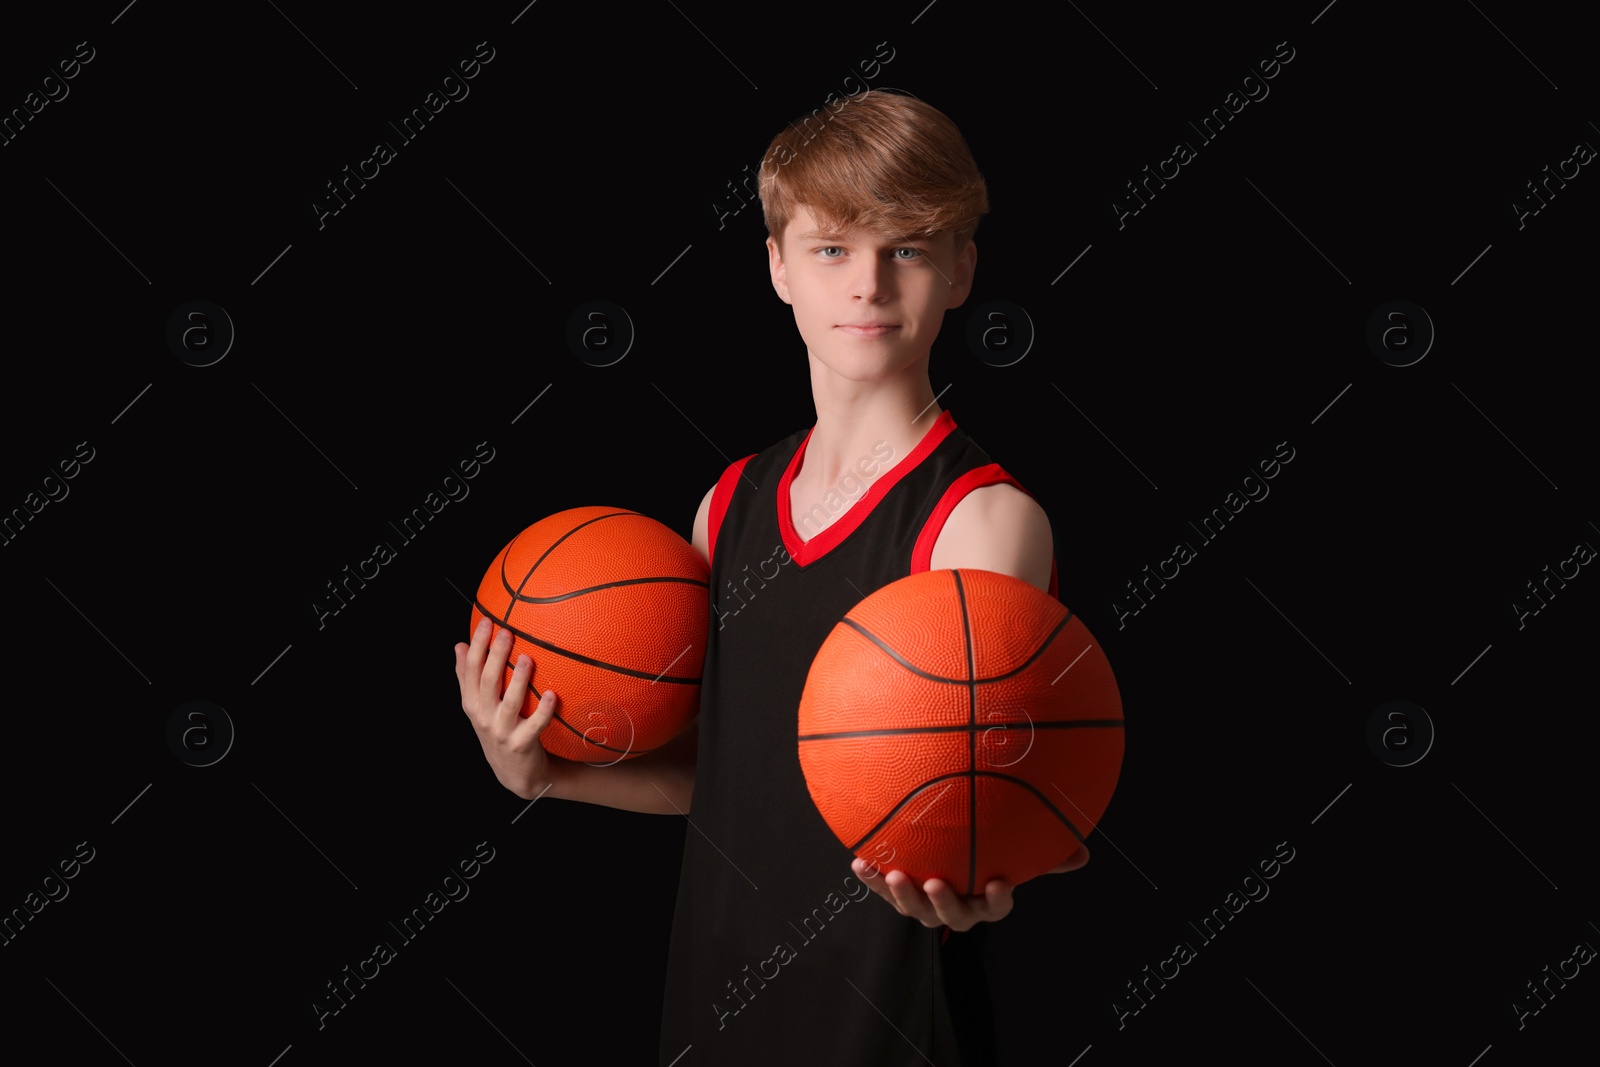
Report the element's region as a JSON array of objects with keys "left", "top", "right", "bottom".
[
  {"left": 923, "top": 879, "right": 973, "bottom": 930},
  {"left": 465, "top": 616, "right": 492, "bottom": 679},
  {"left": 495, "top": 647, "right": 536, "bottom": 729},
  {"left": 852, "top": 859, "right": 896, "bottom": 904},
  {"left": 463, "top": 619, "right": 493, "bottom": 711},
  {"left": 937, "top": 879, "right": 1011, "bottom": 931},
  {"left": 886, "top": 871, "right": 938, "bottom": 926},
  {"left": 455, "top": 642, "right": 481, "bottom": 715},
  {"left": 981, "top": 880, "right": 1015, "bottom": 921},
  {"left": 512, "top": 672, "right": 559, "bottom": 744},
  {"left": 479, "top": 625, "right": 515, "bottom": 719}
]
